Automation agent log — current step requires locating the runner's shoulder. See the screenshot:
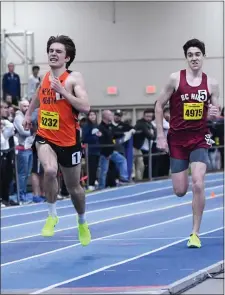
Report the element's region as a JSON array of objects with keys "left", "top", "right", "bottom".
[
  {"left": 68, "top": 71, "right": 83, "bottom": 80},
  {"left": 168, "top": 71, "right": 180, "bottom": 89},
  {"left": 67, "top": 71, "right": 83, "bottom": 83},
  {"left": 207, "top": 76, "right": 219, "bottom": 95}
]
